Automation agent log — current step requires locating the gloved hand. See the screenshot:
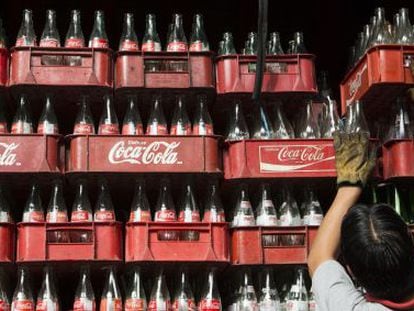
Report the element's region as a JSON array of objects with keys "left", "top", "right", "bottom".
[{"left": 333, "top": 132, "right": 377, "bottom": 187}]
